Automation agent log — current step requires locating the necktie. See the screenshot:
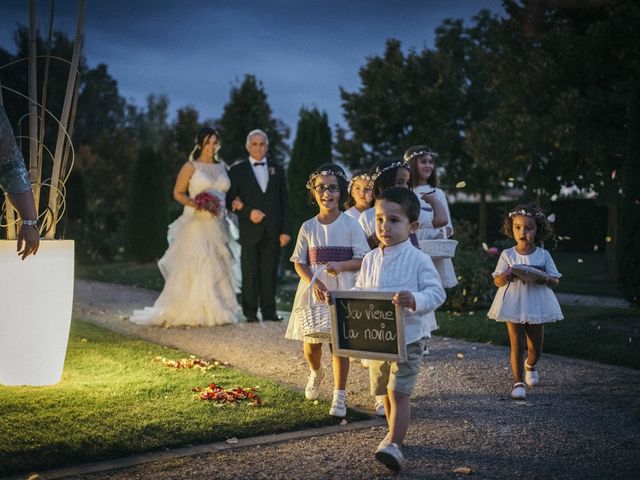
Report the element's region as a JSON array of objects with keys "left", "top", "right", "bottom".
[{"left": 254, "top": 162, "right": 265, "bottom": 166}]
